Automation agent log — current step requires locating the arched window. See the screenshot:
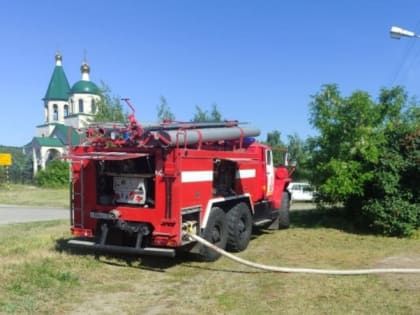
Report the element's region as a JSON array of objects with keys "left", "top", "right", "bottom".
[
  {"left": 91, "top": 99, "right": 96, "bottom": 113},
  {"left": 44, "top": 104, "right": 49, "bottom": 121},
  {"left": 53, "top": 104, "right": 58, "bottom": 121},
  {"left": 70, "top": 99, "right": 74, "bottom": 113},
  {"left": 64, "top": 104, "right": 69, "bottom": 117},
  {"left": 78, "top": 99, "right": 84, "bottom": 113}
]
